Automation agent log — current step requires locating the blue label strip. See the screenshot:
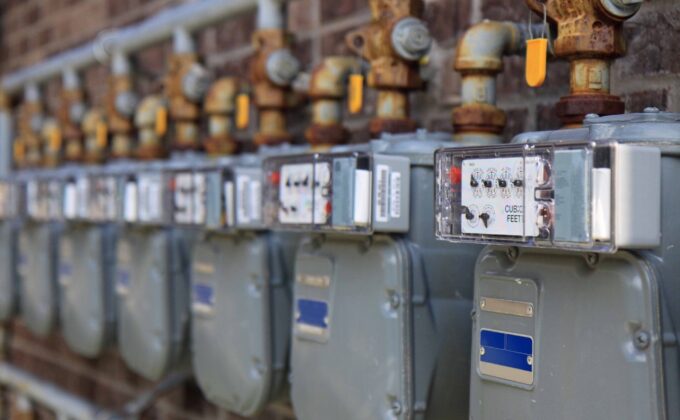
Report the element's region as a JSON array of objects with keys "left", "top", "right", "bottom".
[
  {"left": 192, "top": 283, "right": 215, "bottom": 307},
  {"left": 117, "top": 270, "right": 130, "bottom": 289},
  {"left": 296, "top": 298, "right": 328, "bottom": 329},
  {"left": 59, "top": 263, "right": 72, "bottom": 277},
  {"left": 480, "top": 329, "right": 533, "bottom": 372}
]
